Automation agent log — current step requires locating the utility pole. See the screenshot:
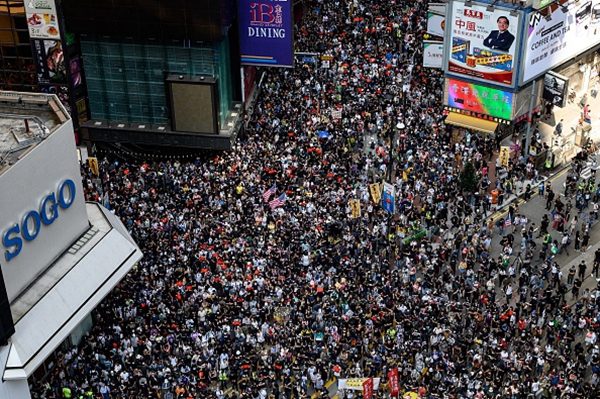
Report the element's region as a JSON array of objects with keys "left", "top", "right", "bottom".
[{"left": 524, "top": 80, "right": 538, "bottom": 159}]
